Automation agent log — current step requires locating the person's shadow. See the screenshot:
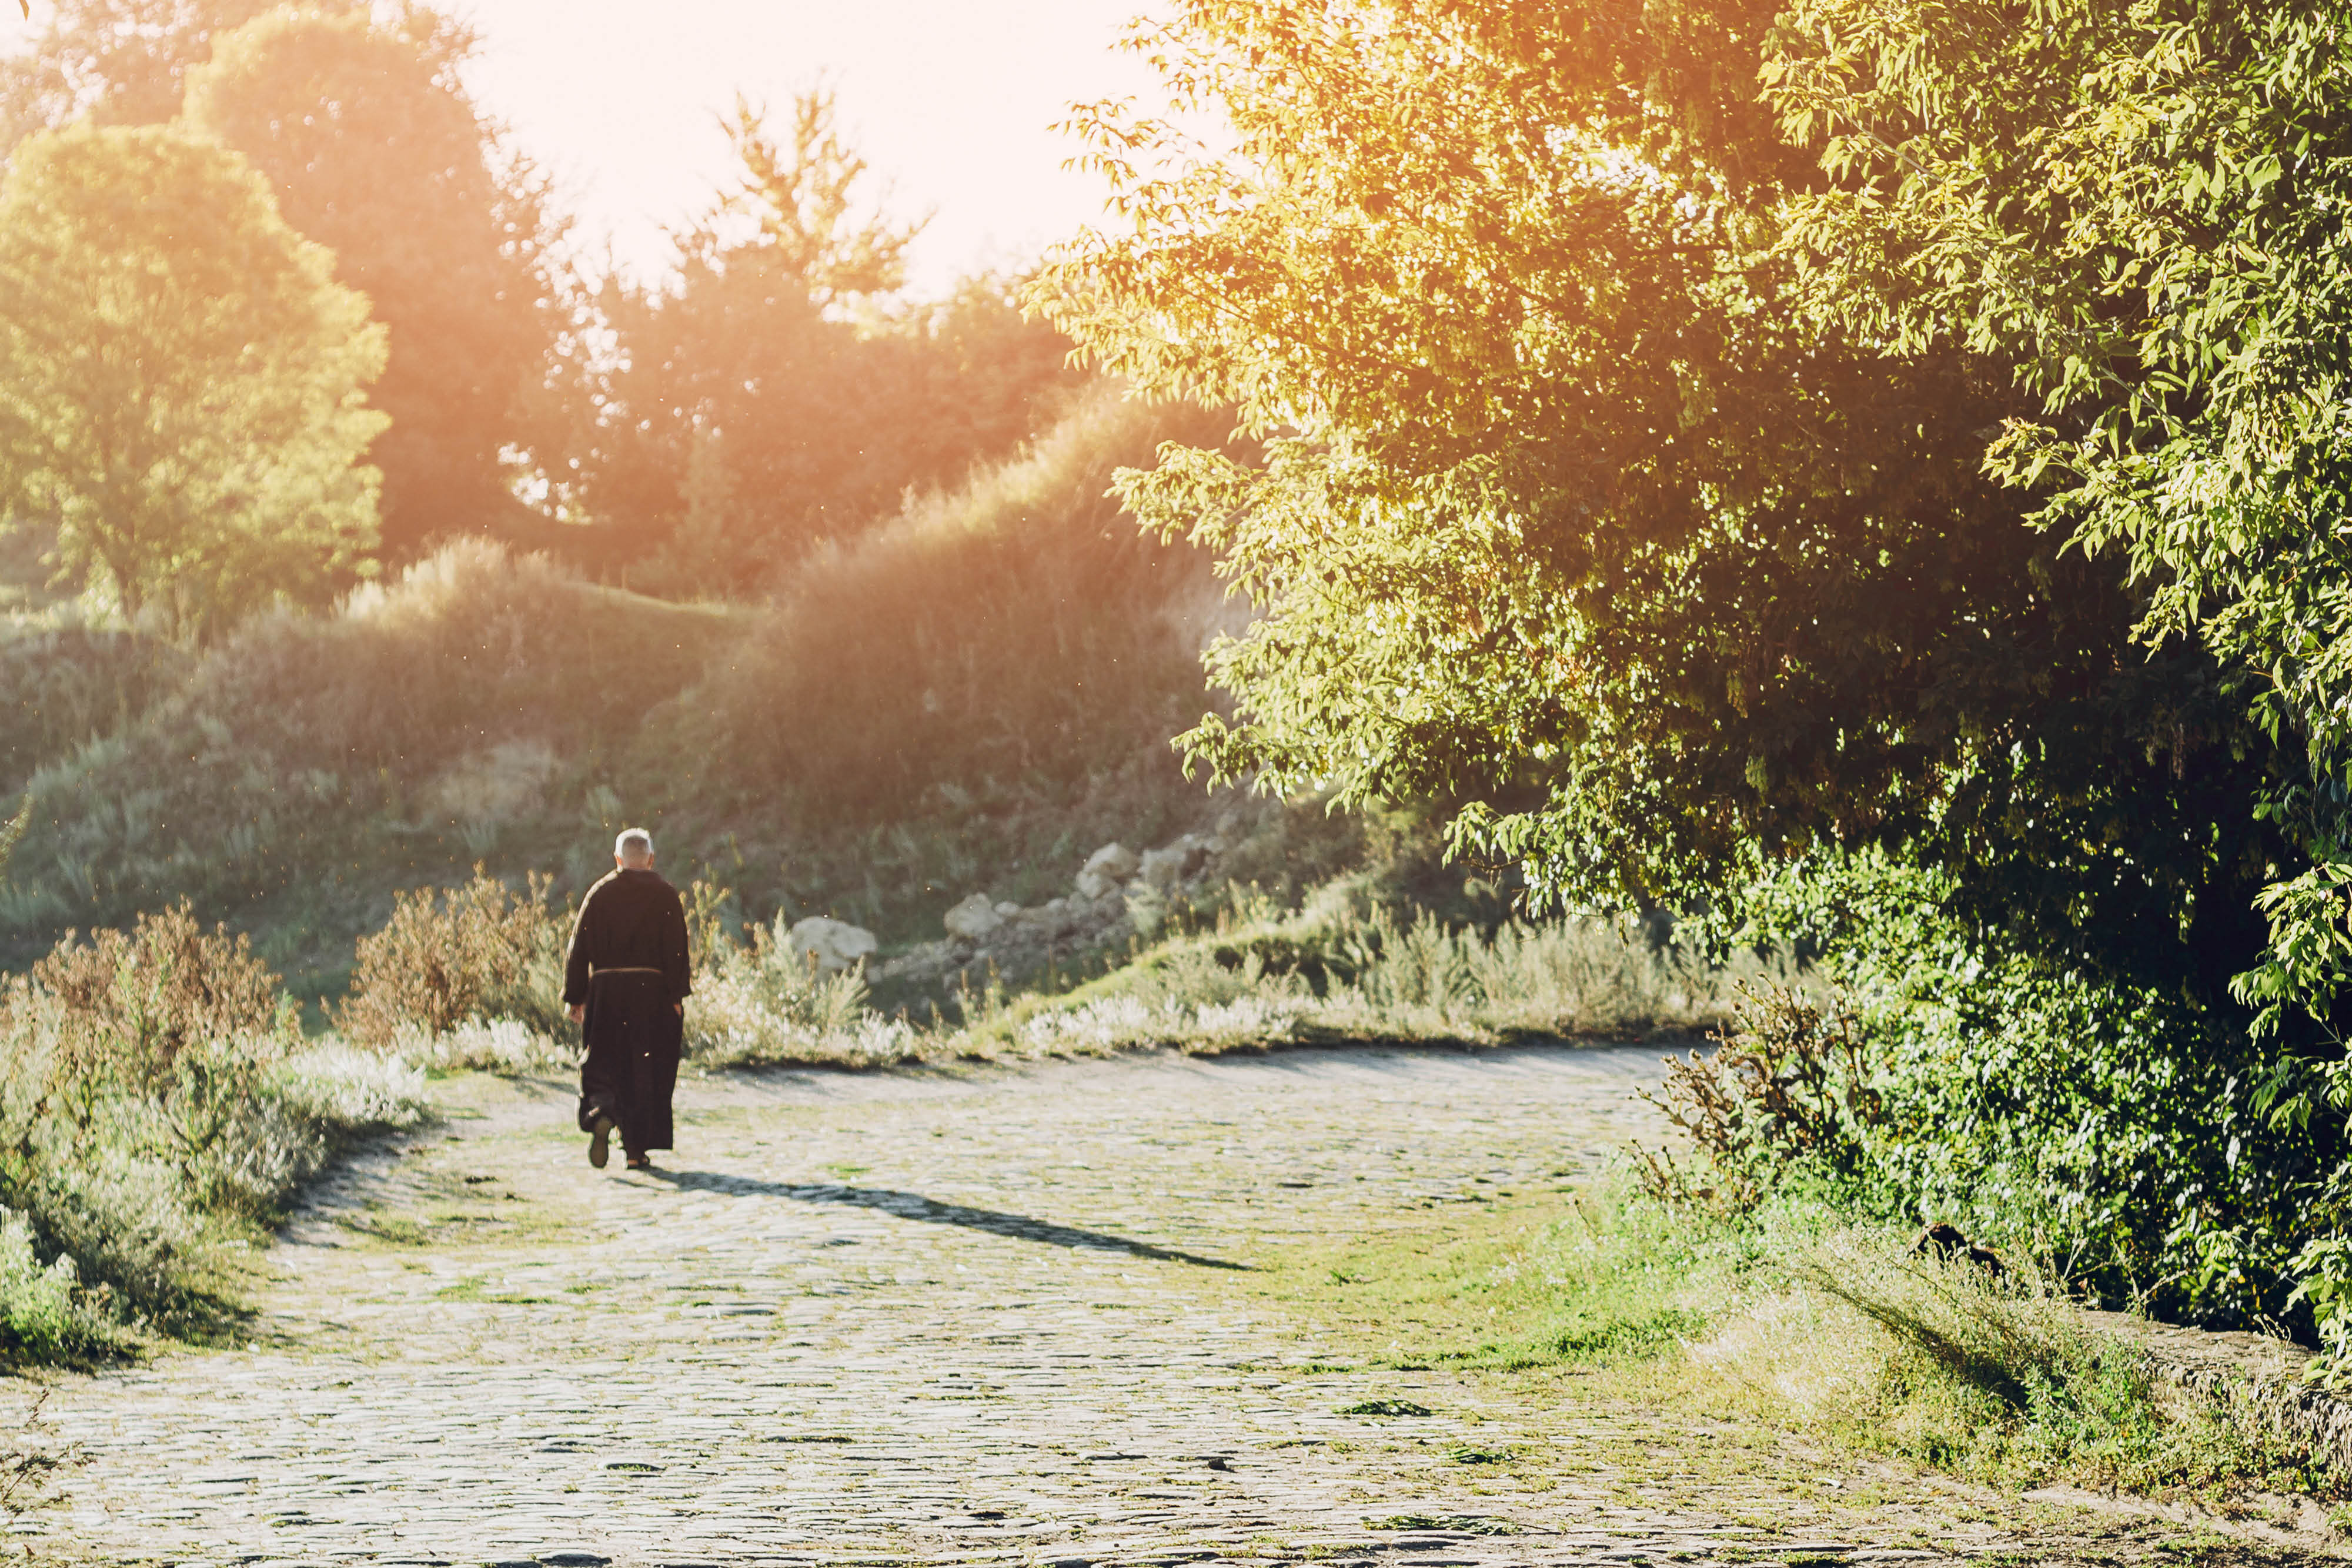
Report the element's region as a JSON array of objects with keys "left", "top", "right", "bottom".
[{"left": 642, "top": 1168, "right": 1250, "bottom": 1271}]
